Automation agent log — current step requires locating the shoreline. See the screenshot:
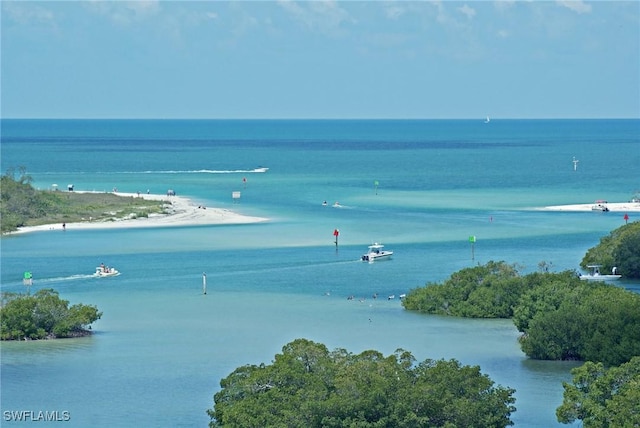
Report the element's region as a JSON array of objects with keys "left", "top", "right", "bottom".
[
  {"left": 7, "top": 197, "right": 638, "bottom": 236},
  {"left": 8, "top": 191, "right": 269, "bottom": 235}
]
